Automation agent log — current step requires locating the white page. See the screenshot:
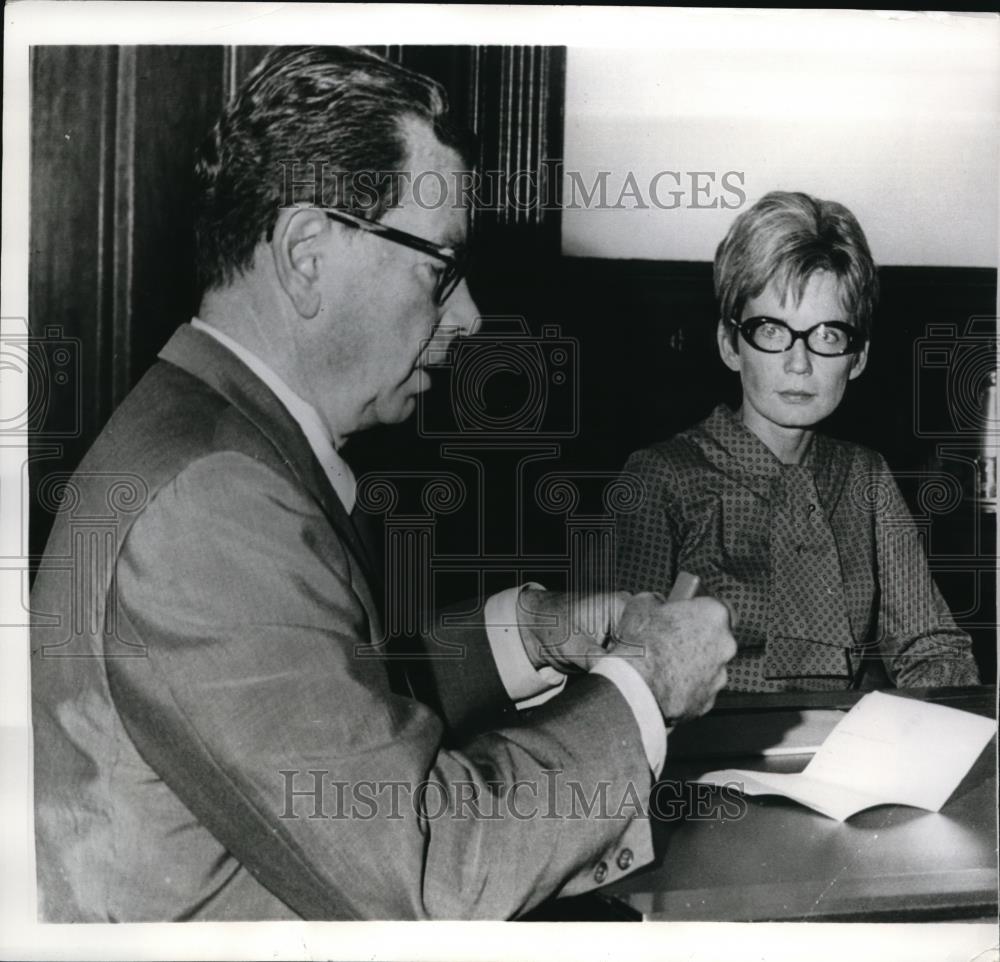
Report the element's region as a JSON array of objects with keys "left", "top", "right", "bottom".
[
  {"left": 695, "top": 692, "right": 997, "bottom": 821},
  {"left": 802, "top": 692, "right": 997, "bottom": 810},
  {"left": 695, "top": 769, "right": 888, "bottom": 822}
]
